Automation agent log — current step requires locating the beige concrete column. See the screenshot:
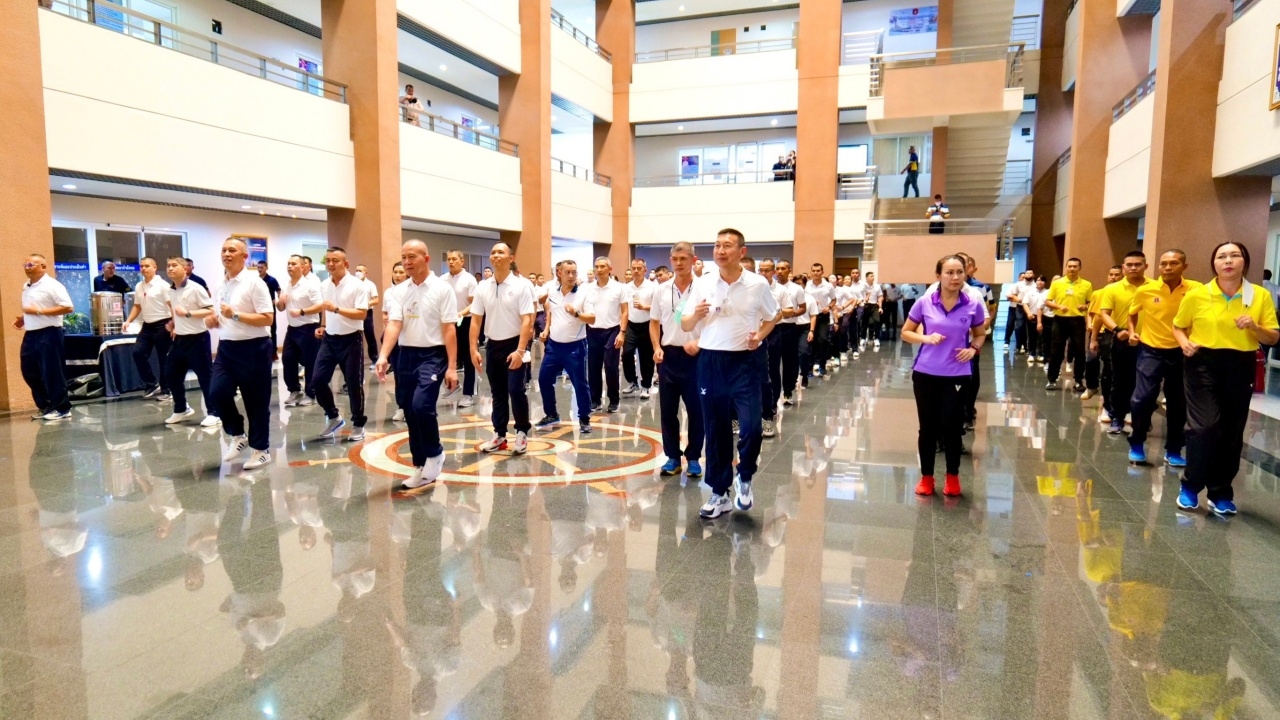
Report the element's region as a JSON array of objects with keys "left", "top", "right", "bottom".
[
  {"left": 0, "top": 1, "right": 55, "bottom": 412},
  {"left": 794, "top": 0, "right": 841, "bottom": 270},
  {"left": 931, "top": 126, "right": 949, "bottom": 198},
  {"left": 500, "top": 0, "right": 553, "bottom": 277},
  {"left": 936, "top": 0, "right": 954, "bottom": 48},
  {"left": 1144, "top": 0, "right": 1270, "bottom": 279},
  {"left": 596, "top": 0, "right": 635, "bottom": 273},
  {"left": 1063, "top": 5, "right": 1151, "bottom": 276},
  {"left": 1027, "top": 0, "right": 1071, "bottom": 275}
]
